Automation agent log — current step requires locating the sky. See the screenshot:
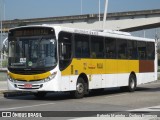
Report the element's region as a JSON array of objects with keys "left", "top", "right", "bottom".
[{"left": 1, "top": 0, "right": 160, "bottom": 20}]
